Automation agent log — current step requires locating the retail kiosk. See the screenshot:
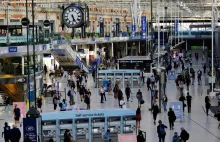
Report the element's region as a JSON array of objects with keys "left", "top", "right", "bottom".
[{"left": 40, "top": 109, "right": 136, "bottom": 142}]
